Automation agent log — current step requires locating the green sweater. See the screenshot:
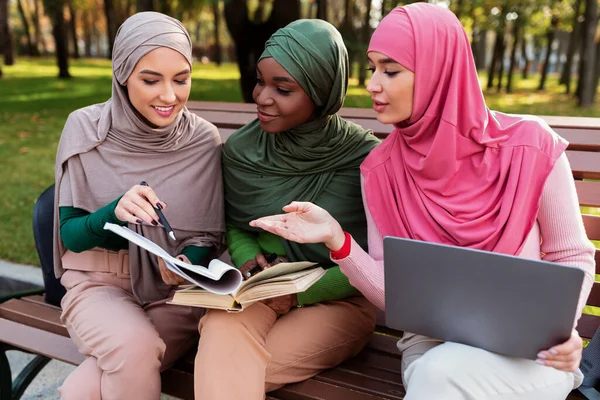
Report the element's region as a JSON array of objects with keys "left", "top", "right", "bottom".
[
  {"left": 226, "top": 224, "right": 358, "bottom": 306},
  {"left": 59, "top": 197, "right": 209, "bottom": 265}
]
